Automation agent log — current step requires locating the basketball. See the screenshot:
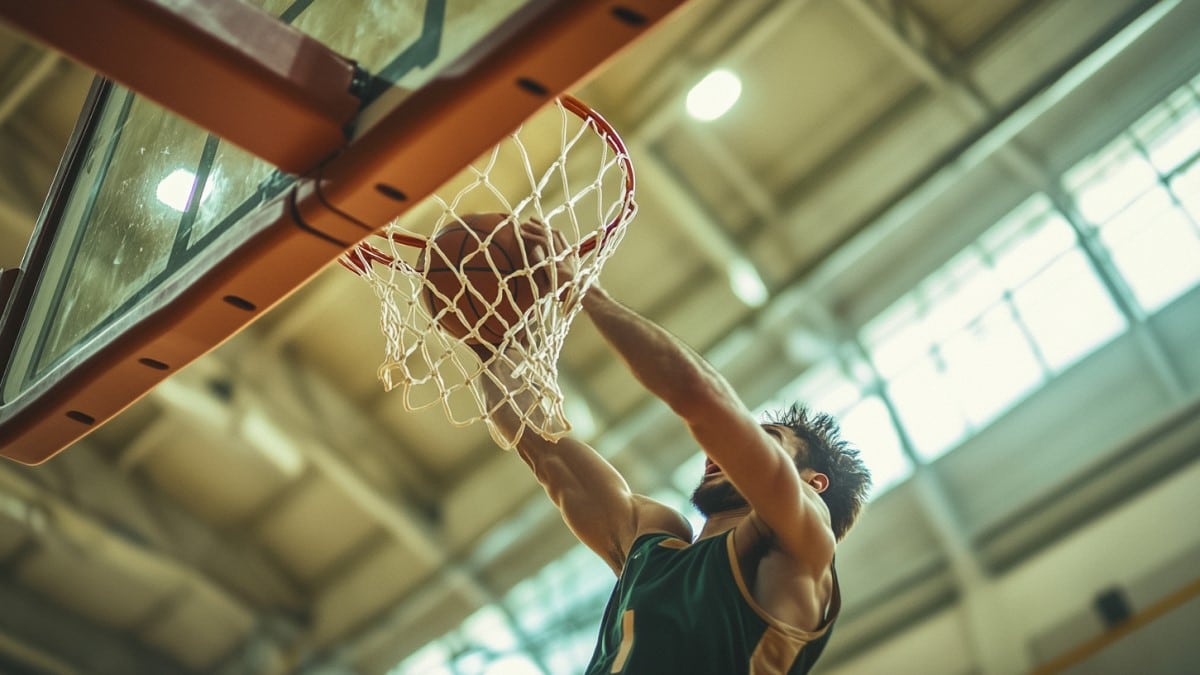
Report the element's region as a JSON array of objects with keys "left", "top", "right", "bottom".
[{"left": 417, "top": 213, "right": 541, "bottom": 344}]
